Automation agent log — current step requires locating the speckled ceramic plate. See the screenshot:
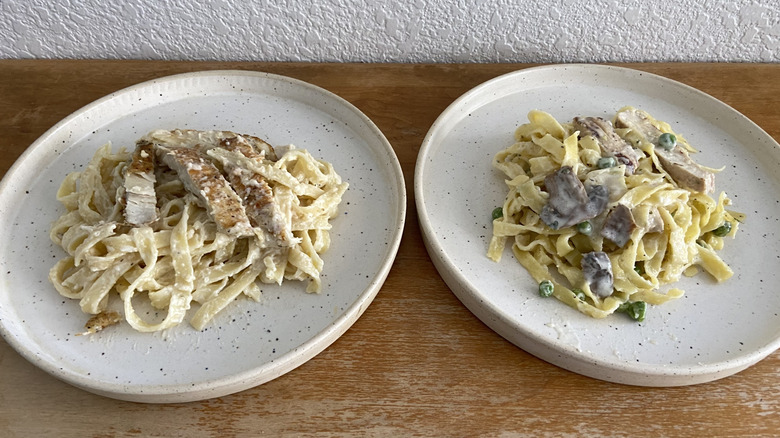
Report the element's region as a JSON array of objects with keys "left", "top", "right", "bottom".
[
  {"left": 0, "top": 70, "right": 405, "bottom": 402},
  {"left": 415, "top": 64, "right": 780, "bottom": 386}
]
